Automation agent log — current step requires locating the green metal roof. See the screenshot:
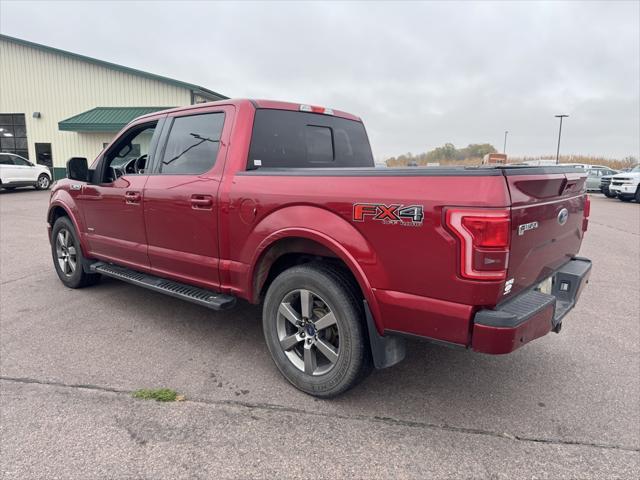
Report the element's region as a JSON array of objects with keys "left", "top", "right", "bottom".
[
  {"left": 0, "top": 34, "right": 228, "bottom": 101},
  {"left": 58, "top": 107, "right": 172, "bottom": 132}
]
